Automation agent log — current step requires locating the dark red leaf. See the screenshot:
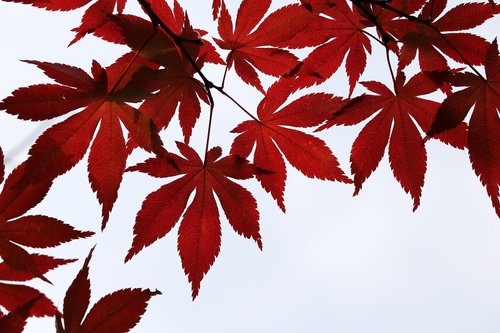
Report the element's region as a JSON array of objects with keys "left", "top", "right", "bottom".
[
  {"left": 231, "top": 81, "right": 351, "bottom": 211},
  {"left": 96, "top": 12, "right": 215, "bottom": 142},
  {"left": 80, "top": 289, "right": 161, "bottom": 333},
  {"left": 214, "top": 0, "right": 312, "bottom": 91},
  {"left": 1, "top": 60, "right": 163, "bottom": 227},
  {"left": 127, "top": 143, "right": 262, "bottom": 298},
  {"left": 428, "top": 40, "right": 500, "bottom": 217},
  {"left": 396, "top": 1, "right": 496, "bottom": 71},
  {"left": 322, "top": 72, "right": 466, "bottom": 210},
  {"left": 294, "top": 0, "right": 372, "bottom": 94},
  {"left": 63, "top": 249, "right": 93, "bottom": 332}
]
